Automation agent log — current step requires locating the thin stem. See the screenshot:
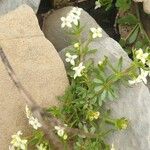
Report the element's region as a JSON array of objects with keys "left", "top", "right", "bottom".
[
  {"left": 135, "top": 3, "right": 150, "bottom": 44},
  {"left": 91, "top": 64, "right": 136, "bottom": 100}
]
